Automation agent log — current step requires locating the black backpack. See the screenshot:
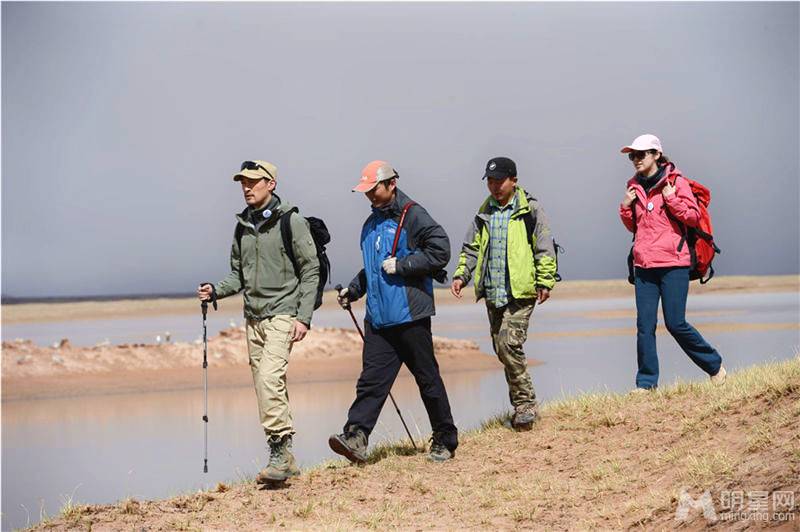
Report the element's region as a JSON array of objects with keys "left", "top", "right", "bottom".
[{"left": 236, "top": 209, "right": 331, "bottom": 309}]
